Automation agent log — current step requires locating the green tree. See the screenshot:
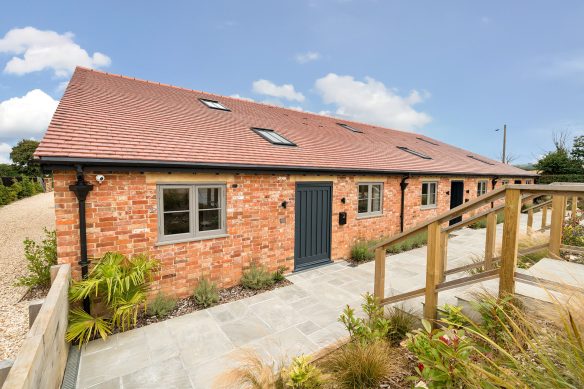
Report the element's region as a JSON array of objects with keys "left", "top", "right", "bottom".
[
  {"left": 536, "top": 149, "right": 582, "bottom": 174},
  {"left": 571, "top": 135, "right": 584, "bottom": 162},
  {"left": 10, "top": 140, "right": 40, "bottom": 176},
  {"left": 0, "top": 163, "right": 18, "bottom": 177}
]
